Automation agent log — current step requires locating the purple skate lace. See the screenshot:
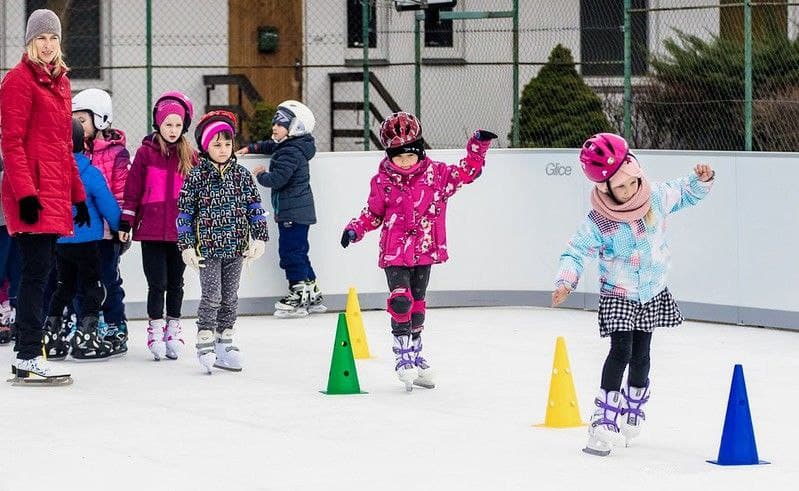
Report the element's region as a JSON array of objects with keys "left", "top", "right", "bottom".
[
  {"left": 392, "top": 345, "right": 415, "bottom": 371},
  {"left": 623, "top": 380, "right": 650, "bottom": 420},
  {"left": 411, "top": 337, "right": 429, "bottom": 369},
  {"left": 592, "top": 395, "right": 624, "bottom": 432}
]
